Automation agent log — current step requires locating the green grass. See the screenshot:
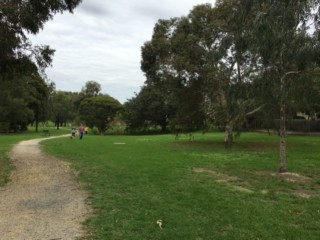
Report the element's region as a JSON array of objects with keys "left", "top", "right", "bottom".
[
  {"left": 40, "top": 132, "right": 320, "bottom": 239},
  {"left": 0, "top": 127, "right": 70, "bottom": 186}
]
